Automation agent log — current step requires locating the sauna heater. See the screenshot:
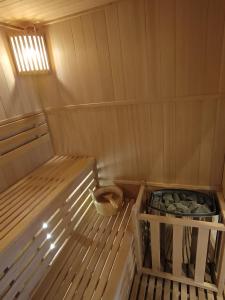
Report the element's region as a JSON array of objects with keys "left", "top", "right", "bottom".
[{"left": 143, "top": 189, "right": 219, "bottom": 275}]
